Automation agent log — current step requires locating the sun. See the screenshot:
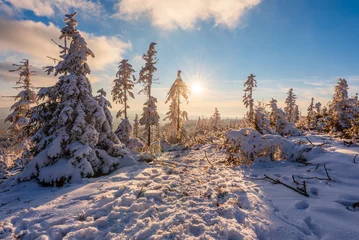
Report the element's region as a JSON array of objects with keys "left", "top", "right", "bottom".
[{"left": 191, "top": 82, "right": 203, "bottom": 93}]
